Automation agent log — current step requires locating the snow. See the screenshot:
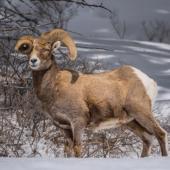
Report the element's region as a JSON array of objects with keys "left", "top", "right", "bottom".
[
  {"left": 0, "top": 157, "right": 170, "bottom": 170},
  {"left": 157, "top": 87, "right": 170, "bottom": 101},
  {"left": 91, "top": 54, "right": 115, "bottom": 60},
  {"left": 136, "top": 41, "right": 170, "bottom": 51},
  {"left": 156, "top": 9, "right": 170, "bottom": 15},
  {"left": 123, "top": 45, "right": 170, "bottom": 55}
]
